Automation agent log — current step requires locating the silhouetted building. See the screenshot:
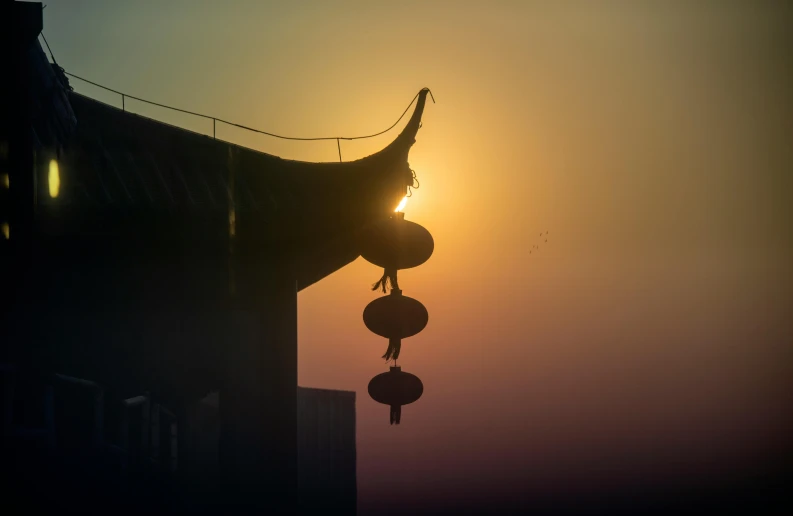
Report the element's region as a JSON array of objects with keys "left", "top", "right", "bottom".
[
  {"left": 2, "top": 2, "right": 427, "bottom": 513},
  {"left": 298, "top": 387, "right": 358, "bottom": 514},
  {"left": 182, "top": 389, "right": 357, "bottom": 514},
  {"left": 0, "top": 374, "right": 356, "bottom": 514}
]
